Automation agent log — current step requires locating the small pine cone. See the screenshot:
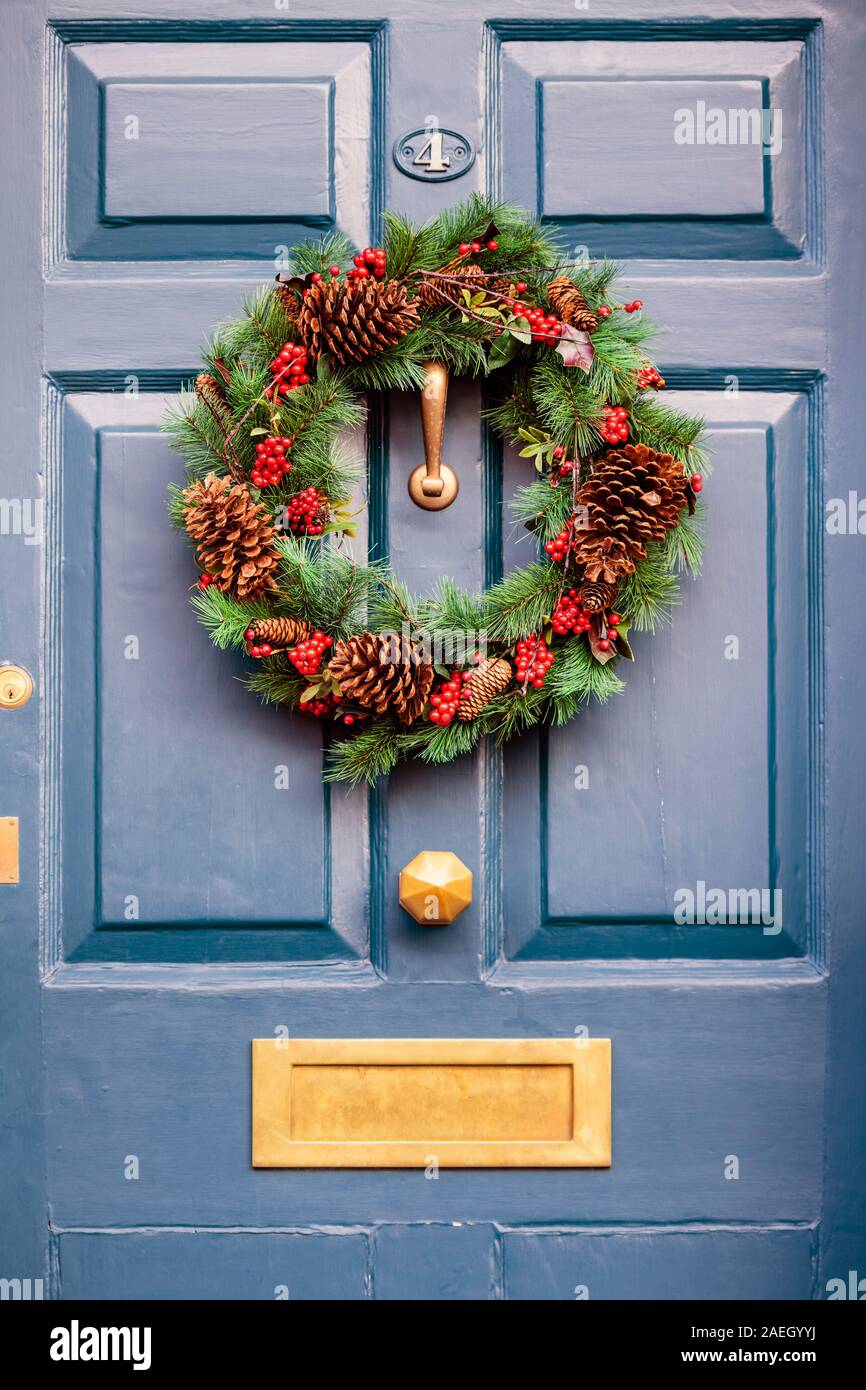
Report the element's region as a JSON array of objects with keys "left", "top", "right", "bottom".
[
  {"left": 572, "top": 443, "right": 689, "bottom": 584},
  {"left": 457, "top": 656, "right": 513, "bottom": 721},
  {"left": 417, "top": 257, "right": 485, "bottom": 310},
  {"left": 183, "top": 473, "right": 280, "bottom": 600},
  {"left": 328, "top": 631, "right": 434, "bottom": 725},
  {"left": 274, "top": 281, "right": 300, "bottom": 323},
  {"left": 244, "top": 617, "right": 311, "bottom": 653},
  {"left": 488, "top": 275, "right": 515, "bottom": 297},
  {"left": 546, "top": 276, "right": 599, "bottom": 332},
  {"left": 297, "top": 279, "right": 419, "bottom": 366},
  {"left": 575, "top": 579, "right": 617, "bottom": 614},
  {"left": 195, "top": 372, "right": 232, "bottom": 435}
]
